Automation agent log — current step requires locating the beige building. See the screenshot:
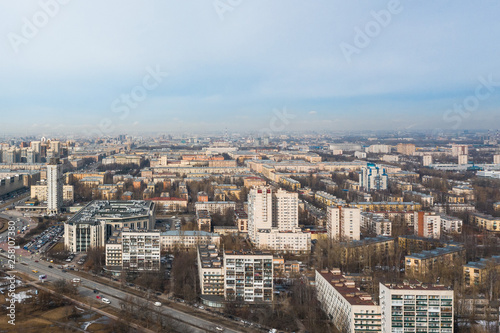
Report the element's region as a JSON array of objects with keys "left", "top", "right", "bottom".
[
  {"left": 405, "top": 246, "right": 465, "bottom": 278},
  {"left": 327, "top": 205, "right": 361, "bottom": 241},
  {"left": 160, "top": 230, "right": 221, "bottom": 251},
  {"left": 31, "top": 182, "right": 74, "bottom": 203}
]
